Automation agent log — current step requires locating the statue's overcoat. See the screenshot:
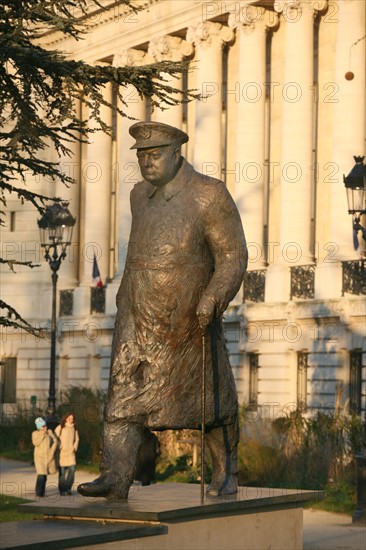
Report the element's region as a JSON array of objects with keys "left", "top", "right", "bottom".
[{"left": 105, "top": 160, "right": 247, "bottom": 430}]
